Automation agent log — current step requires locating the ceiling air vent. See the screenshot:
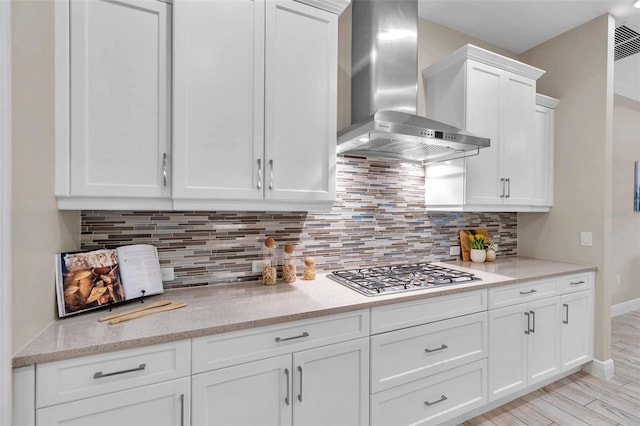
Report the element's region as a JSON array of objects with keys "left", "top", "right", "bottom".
[{"left": 615, "top": 23, "right": 640, "bottom": 61}]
